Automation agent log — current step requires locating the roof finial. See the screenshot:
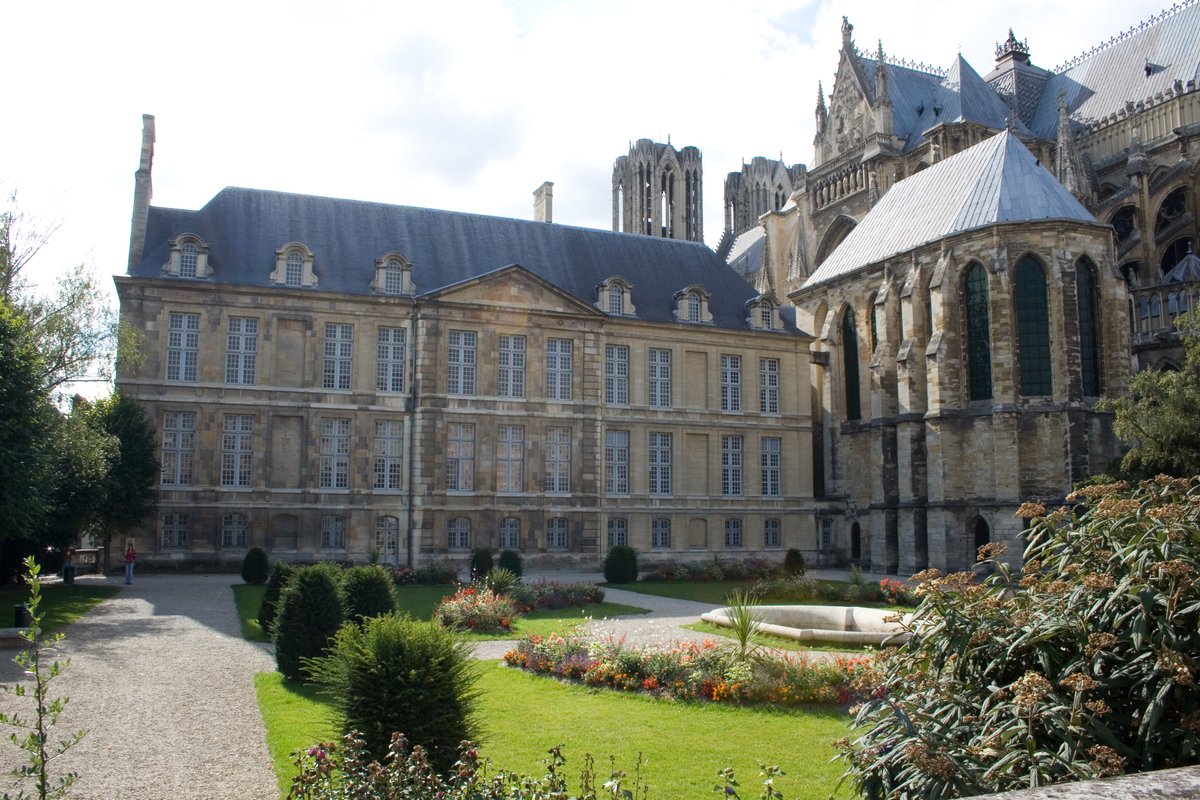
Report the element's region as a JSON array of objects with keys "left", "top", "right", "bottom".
[{"left": 841, "top": 16, "right": 853, "bottom": 49}]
